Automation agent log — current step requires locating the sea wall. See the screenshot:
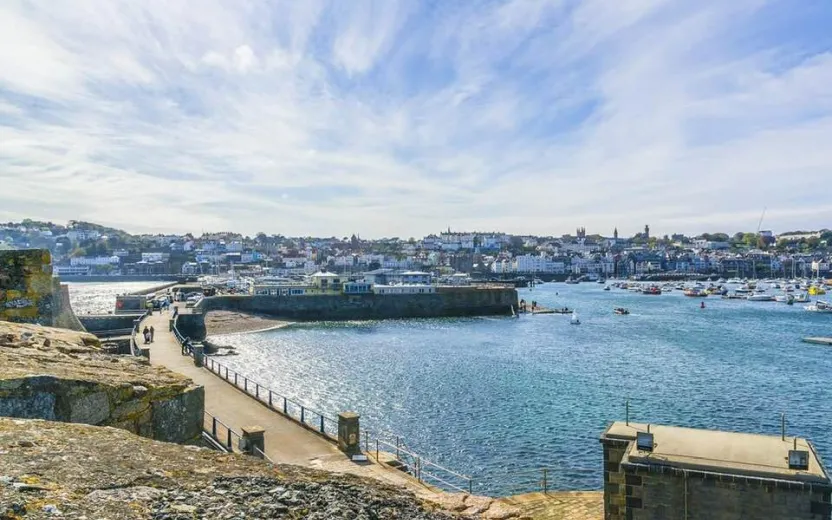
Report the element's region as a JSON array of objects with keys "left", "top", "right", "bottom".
[
  {"left": 0, "top": 321, "right": 204, "bottom": 444},
  {"left": 79, "top": 313, "right": 144, "bottom": 334},
  {"left": 176, "top": 287, "right": 518, "bottom": 340},
  {"left": 52, "top": 280, "right": 86, "bottom": 332},
  {"left": 0, "top": 249, "right": 54, "bottom": 325}
]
